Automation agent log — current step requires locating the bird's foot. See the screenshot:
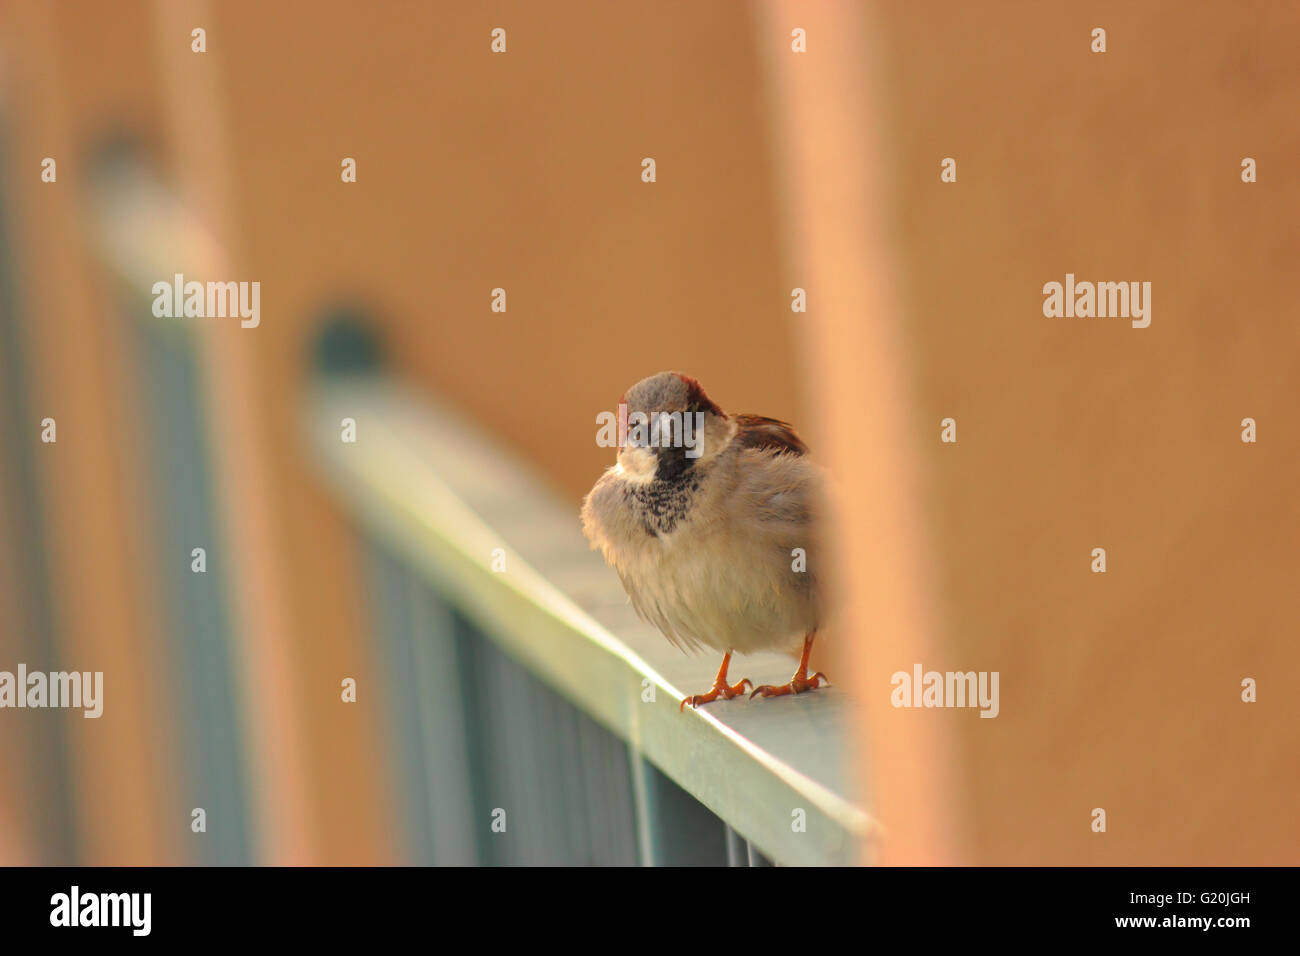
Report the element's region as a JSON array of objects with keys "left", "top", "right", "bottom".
[
  {"left": 750, "top": 671, "right": 829, "bottom": 700},
  {"left": 680, "top": 676, "right": 753, "bottom": 711}
]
